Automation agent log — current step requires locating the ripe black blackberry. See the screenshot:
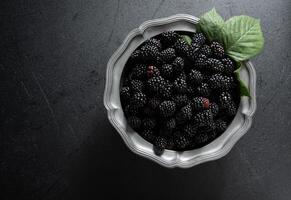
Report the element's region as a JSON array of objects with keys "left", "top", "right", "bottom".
[
  {"left": 142, "top": 118, "right": 157, "bottom": 130},
  {"left": 158, "top": 100, "right": 176, "bottom": 117},
  {"left": 140, "top": 45, "right": 159, "bottom": 61},
  {"left": 199, "top": 45, "right": 212, "bottom": 57},
  {"left": 131, "top": 92, "right": 147, "bottom": 108},
  {"left": 194, "top": 54, "right": 208, "bottom": 70},
  {"left": 172, "top": 94, "right": 189, "bottom": 108},
  {"left": 215, "top": 119, "right": 227, "bottom": 134},
  {"left": 197, "top": 83, "right": 211, "bottom": 97},
  {"left": 131, "top": 64, "right": 146, "bottom": 80},
  {"left": 120, "top": 86, "right": 131, "bottom": 102},
  {"left": 159, "top": 83, "right": 173, "bottom": 98},
  {"left": 206, "top": 58, "right": 224, "bottom": 73},
  {"left": 193, "top": 110, "right": 213, "bottom": 127},
  {"left": 142, "top": 106, "right": 155, "bottom": 117},
  {"left": 187, "top": 43, "right": 200, "bottom": 61},
  {"left": 160, "top": 48, "right": 176, "bottom": 63},
  {"left": 222, "top": 57, "right": 235, "bottom": 75},
  {"left": 172, "top": 57, "right": 184, "bottom": 74},
  {"left": 219, "top": 92, "right": 237, "bottom": 116},
  {"left": 130, "top": 80, "right": 143, "bottom": 92},
  {"left": 209, "top": 102, "right": 219, "bottom": 117},
  {"left": 191, "top": 97, "right": 210, "bottom": 111},
  {"left": 144, "top": 38, "right": 162, "bottom": 51},
  {"left": 173, "top": 73, "right": 187, "bottom": 93},
  {"left": 162, "top": 118, "right": 176, "bottom": 131},
  {"left": 148, "top": 97, "right": 161, "bottom": 109},
  {"left": 175, "top": 104, "right": 192, "bottom": 125},
  {"left": 188, "top": 69, "right": 203, "bottom": 85},
  {"left": 147, "top": 76, "right": 165, "bottom": 93},
  {"left": 140, "top": 129, "right": 155, "bottom": 142},
  {"left": 166, "top": 137, "right": 175, "bottom": 150},
  {"left": 160, "top": 64, "right": 174, "bottom": 79},
  {"left": 194, "top": 133, "right": 209, "bottom": 145},
  {"left": 124, "top": 104, "right": 139, "bottom": 116},
  {"left": 192, "top": 32, "right": 206, "bottom": 46},
  {"left": 173, "top": 38, "right": 190, "bottom": 56},
  {"left": 154, "top": 136, "right": 167, "bottom": 155},
  {"left": 146, "top": 65, "right": 160, "bottom": 78},
  {"left": 128, "top": 116, "right": 141, "bottom": 130},
  {"left": 174, "top": 133, "right": 190, "bottom": 150},
  {"left": 129, "top": 50, "right": 141, "bottom": 63},
  {"left": 183, "top": 123, "right": 197, "bottom": 137},
  {"left": 209, "top": 74, "right": 235, "bottom": 90},
  {"left": 160, "top": 31, "right": 179, "bottom": 45},
  {"left": 210, "top": 41, "right": 225, "bottom": 58}
]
